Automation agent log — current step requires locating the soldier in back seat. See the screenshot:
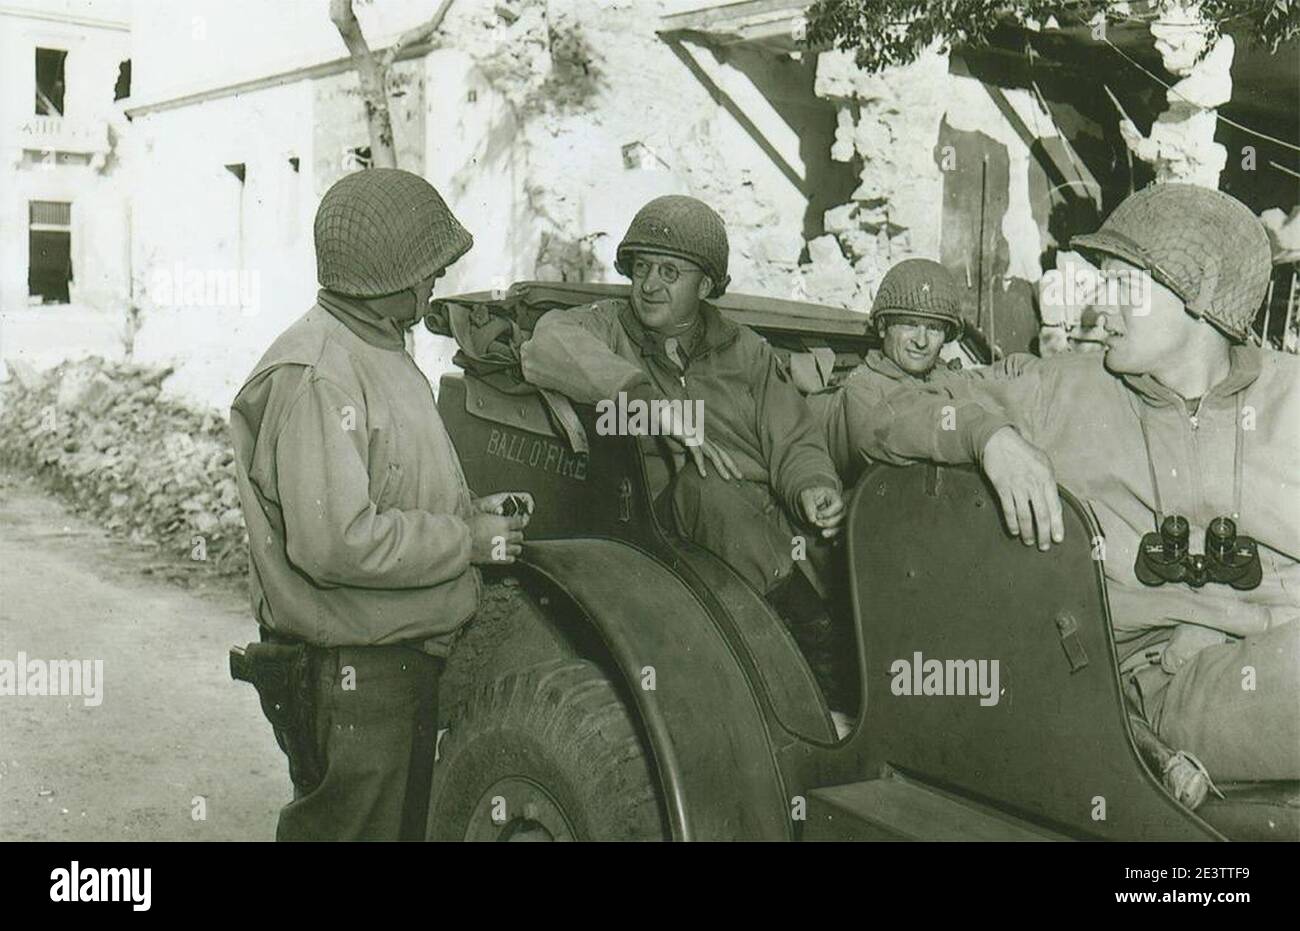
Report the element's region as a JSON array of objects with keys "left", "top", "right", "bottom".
[{"left": 810, "top": 257, "right": 1035, "bottom": 488}]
